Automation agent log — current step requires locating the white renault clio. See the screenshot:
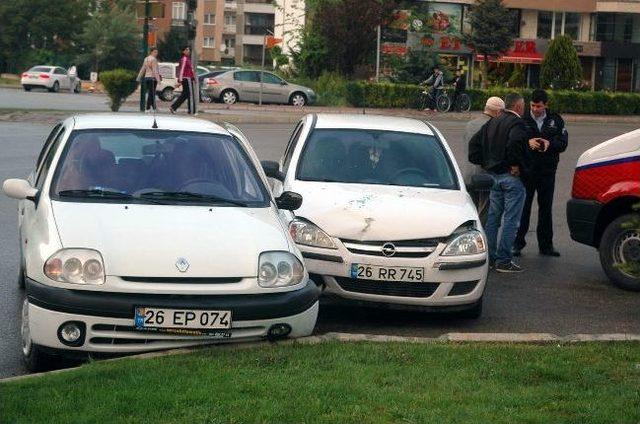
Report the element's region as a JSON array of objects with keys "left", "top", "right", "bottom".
[
  {"left": 3, "top": 114, "right": 319, "bottom": 371},
  {"left": 262, "top": 114, "right": 492, "bottom": 318}
]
